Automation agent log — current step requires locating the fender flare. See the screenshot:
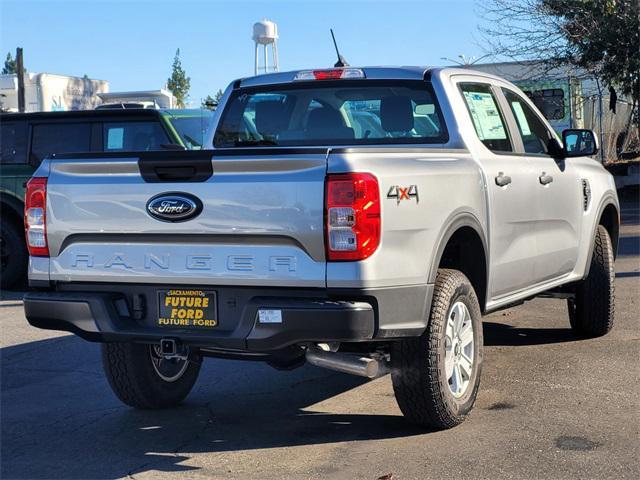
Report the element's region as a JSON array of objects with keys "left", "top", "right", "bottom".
[
  {"left": 427, "top": 210, "right": 489, "bottom": 285},
  {"left": 583, "top": 193, "right": 620, "bottom": 278}
]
